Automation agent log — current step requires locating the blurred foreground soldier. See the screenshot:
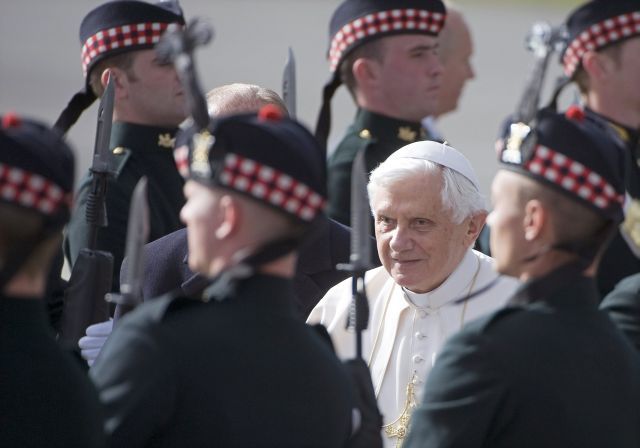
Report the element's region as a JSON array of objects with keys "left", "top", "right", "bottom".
[
  {"left": 561, "top": 0, "right": 640, "bottom": 296},
  {"left": 309, "top": 141, "right": 519, "bottom": 448},
  {"left": 421, "top": 2, "right": 475, "bottom": 140},
  {"left": 91, "top": 107, "right": 367, "bottom": 447},
  {"left": 0, "top": 114, "right": 105, "bottom": 447},
  {"left": 405, "top": 110, "right": 640, "bottom": 448},
  {"left": 59, "top": 0, "right": 188, "bottom": 290},
  {"left": 78, "top": 84, "right": 367, "bottom": 366},
  {"left": 317, "top": 0, "right": 446, "bottom": 227}
]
